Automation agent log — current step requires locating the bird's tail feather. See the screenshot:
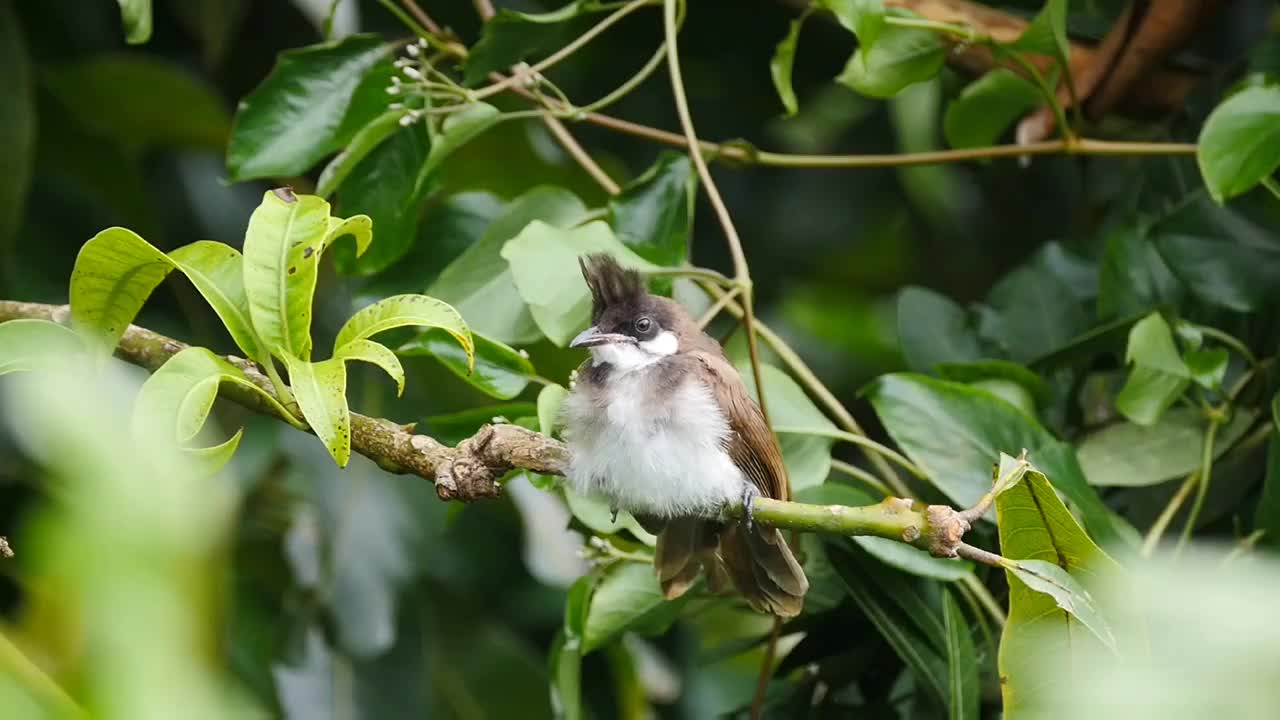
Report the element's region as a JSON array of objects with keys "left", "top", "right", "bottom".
[{"left": 718, "top": 521, "right": 808, "bottom": 617}]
